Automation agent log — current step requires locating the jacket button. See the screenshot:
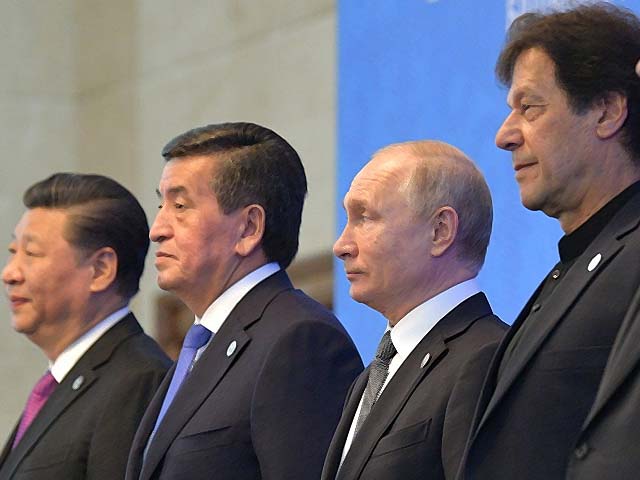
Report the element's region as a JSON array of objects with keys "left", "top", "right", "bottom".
[
  {"left": 532, "top": 303, "right": 541, "bottom": 312},
  {"left": 574, "top": 442, "right": 589, "bottom": 459}
]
